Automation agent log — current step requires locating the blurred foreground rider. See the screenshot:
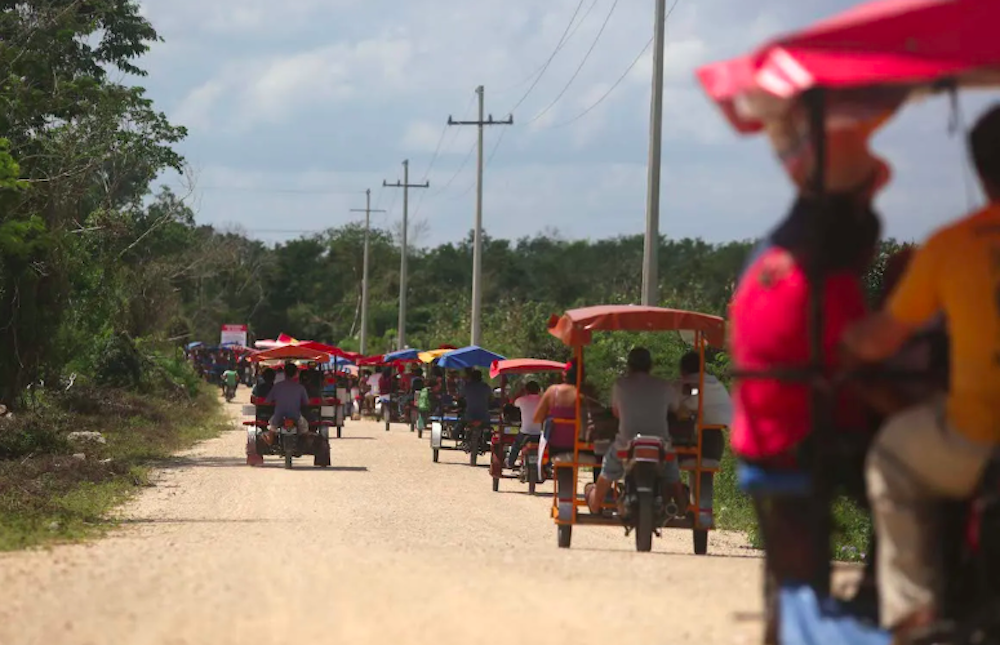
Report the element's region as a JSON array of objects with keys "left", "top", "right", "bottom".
[{"left": 843, "top": 104, "right": 1000, "bottom": 640}]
